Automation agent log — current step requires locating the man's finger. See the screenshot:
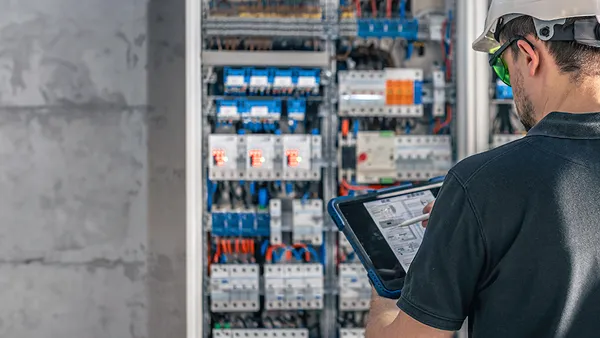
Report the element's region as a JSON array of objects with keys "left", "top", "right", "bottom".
[{"left": 421, "top": 201, "right": 435, "bottom": 227}]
